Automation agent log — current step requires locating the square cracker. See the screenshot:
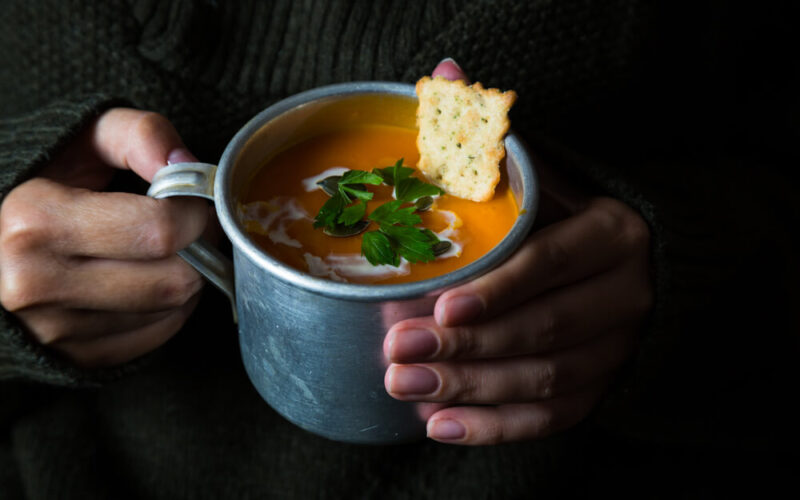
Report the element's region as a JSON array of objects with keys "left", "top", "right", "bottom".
[{"left": 415, "top": 76, "right": 517, "bottom": 202}]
